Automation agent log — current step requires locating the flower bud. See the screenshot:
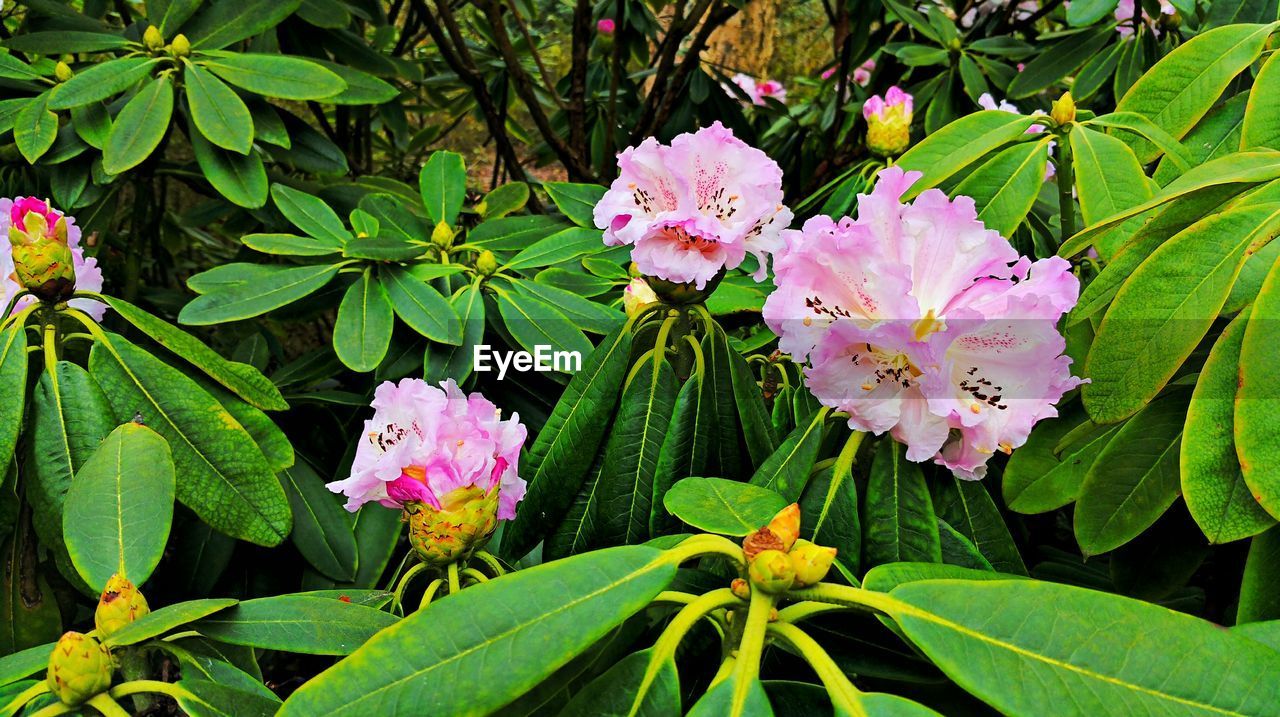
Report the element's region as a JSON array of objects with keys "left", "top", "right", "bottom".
[
  {"left": 743, "top": 526, "right": 785, "bottom": 562},
  {"left": 54, "top": 61, "right": 73, "bottom": 82},
  {"left": 623, "top": 277, "right": 657, "bottom": 317},
  {"left": 764, "top": 504, "right": 801, "bottom": 552},
  {"left": 1051, "top": 92, "right": 1076, "bottom": 126},
  {"left": 8, "top": 198, "right": 77, "bottom": 301},
  {"left": 730, "top": 577, "right": 751, "bottom": 600},
  {"left": 406, "top": 484, "right": 500, "bottom": 566},
  {"left": 143, "top": 25, "right": 164, "bottom": 51},
  {"left": 430, "top": 220, "right": 455, "bottom": 249},
  {"left": 597, "top": 18, "right": 616, "bottom": 35},
  {"left": 748, "top": 549, "right": 795, "bottom": 594},
  {"left": 788, "top": 539, "right": 837, "bottom": 587},
  {"left": 46, "top": 632, "right": 112, "bottom": 706},
  {"left": 863, "top": 87, "right": 913, "bottom": 157},
  {"left": 94, "top": 575, "right": 149, "bottom": 639},
  {"left": 475, "top": 249, "right": 498, "bottom": 277},
  {"left": 170, "top": 34, "right": 191, "bottom": 58}
]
